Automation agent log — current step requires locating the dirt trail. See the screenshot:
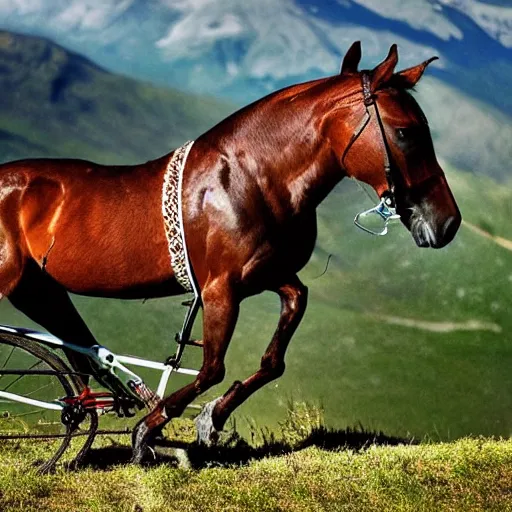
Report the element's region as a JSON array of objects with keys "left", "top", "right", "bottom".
[
  {"left": 371, "top": 220, "right": 509, "bottom": 334},
  {"left": 373, "top": 314, "right": 501, "bottom": 334},
  {"left": 463, "top": 220, "right": 512, "bottom": 252}
]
